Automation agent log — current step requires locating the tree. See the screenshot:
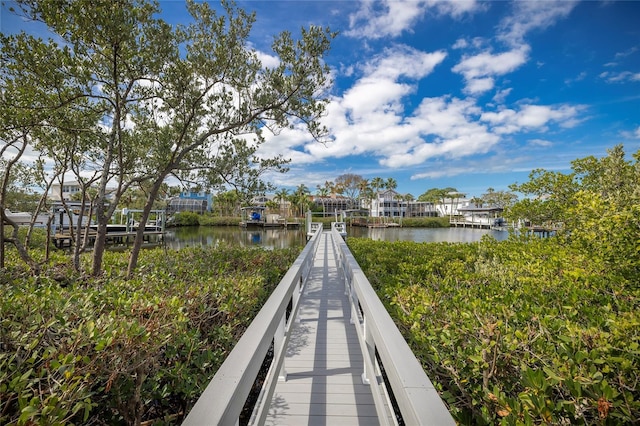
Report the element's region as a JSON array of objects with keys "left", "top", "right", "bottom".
[
  {"left": 123, "top": 1, "right": 333, "bottom": 277},
  {"left": 368, "top": 177, "right": 385, "bottom": 216},
  {"left": 214, "top": 190, "right": 241, "bottom": 216},
  {"left": 265, "top": 199, "right": 279, "bottom": 213},
  {"left": 508, "top": 145, "right": 640, "bottom": 278},
  {"left": 0, "top": 22, "right": 77, "bottom": 272},
  {"left": 275, "top": 188, "right": 289, "bottom": 217},
  {"left": 418, "top": 187, "right": 458, "bottom": 204},
  {"left": 0, "top": 142, "right": 38, "bottom": 272},
  {"left": 6, "top": 0, "right": 176, "bottom": 277},
  {"left": 315, "top": 184, "right": 329, "bottom": 217},
  {"left": 334, "top": 173, "right": 365, "bottom": 208},
  {"left": 6, "top": 0, "right": 334, "bottom": 278},
  {"left": 508, "top": 169, "right": 577, "bottom": 226},
  {"left": 384, "top": 177, "right": 398, "bottom": 215},
  {"left": 291, "top": 184, "right": 310, "bottom": 217},
  {"left": 385, "top": 177, "right": 397, "bottom": 192},
  {"left": 418, "top": 187, "right": 461, "bottom": 218},
  {"left": 370, "top": 177, "right": 384, "bottom": 195},
  {"left": 481, "top": 187, "right": 518, "bottom": 209}
]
